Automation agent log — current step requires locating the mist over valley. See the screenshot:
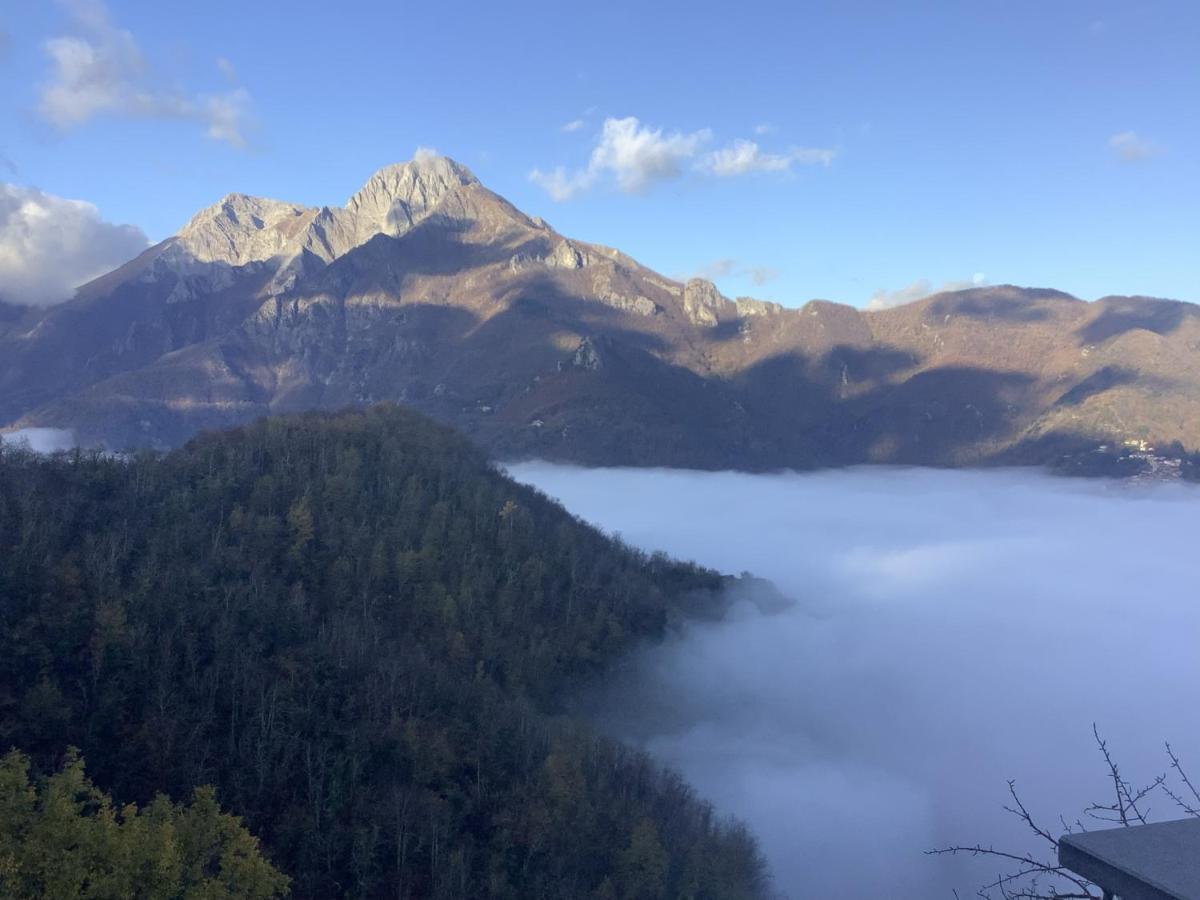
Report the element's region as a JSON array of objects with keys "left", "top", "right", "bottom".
[{"left": 510, "top": 463, "right": 1200, "bottom": 898}]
